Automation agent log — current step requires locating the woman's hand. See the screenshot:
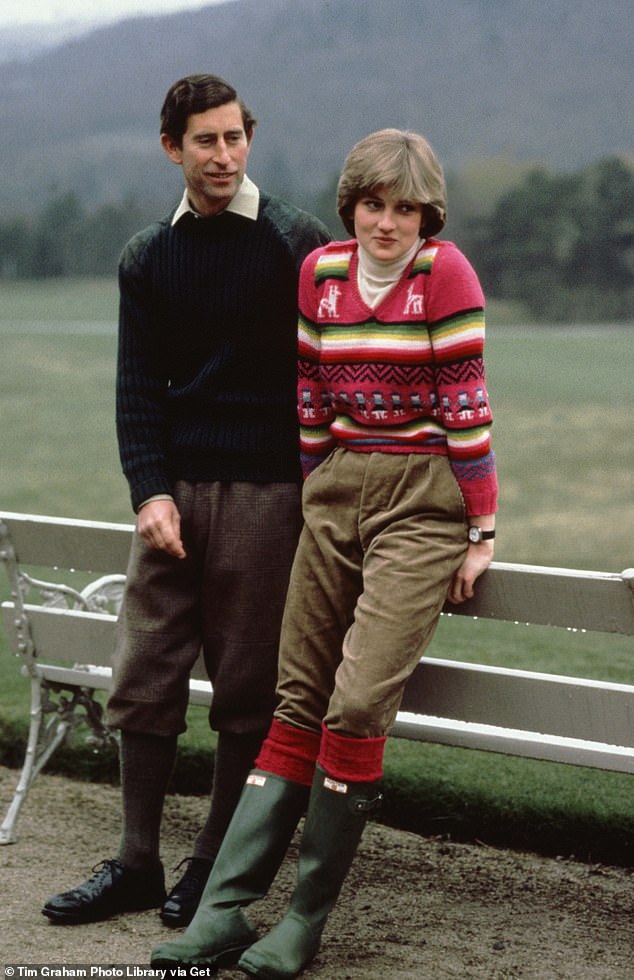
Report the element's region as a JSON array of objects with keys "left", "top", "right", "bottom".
[
  {"left": 136, "top": 498, "right": 186, "bottom": 558},
  {"left": 446, "top": 540, "right": 494, "bottom": 605}
]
